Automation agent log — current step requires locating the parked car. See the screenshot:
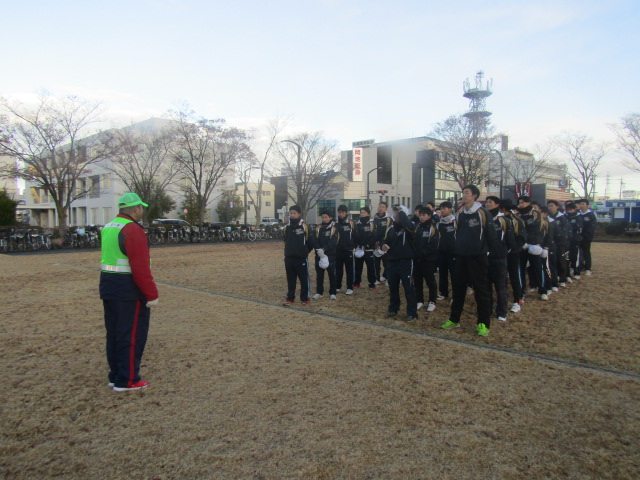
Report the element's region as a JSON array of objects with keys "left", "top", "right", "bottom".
[
  {"left": 152, "top": 218, "right": 190, "bottom": 226},
  {"left": 259, "top": 217, "right": 280, "bottom": 226}
]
